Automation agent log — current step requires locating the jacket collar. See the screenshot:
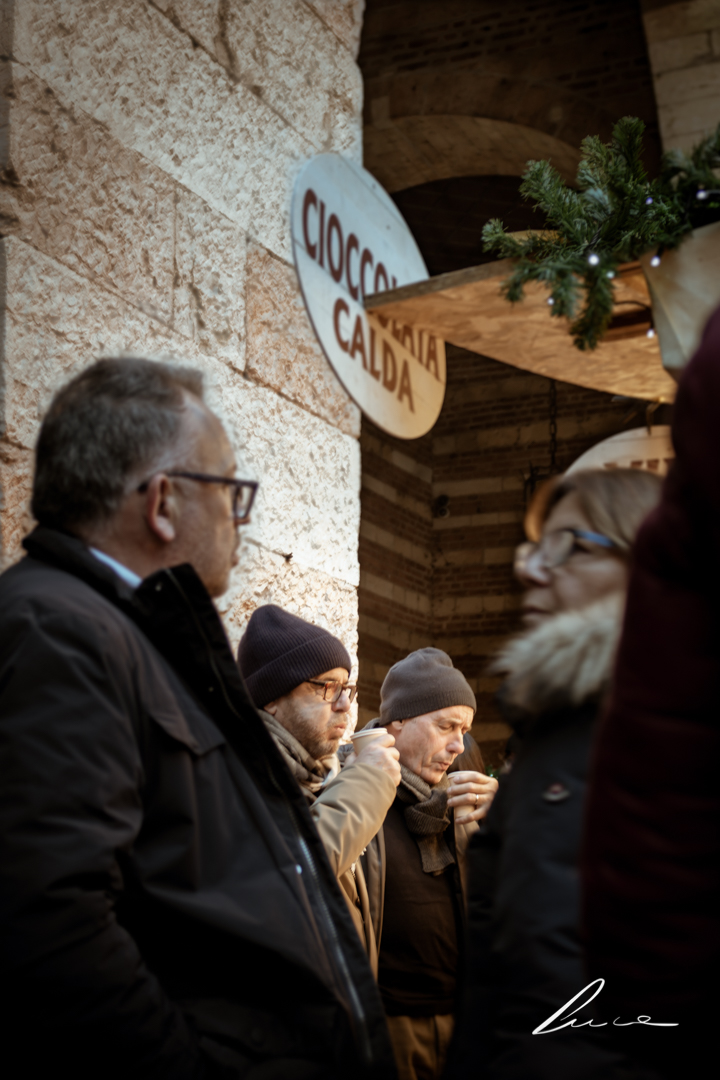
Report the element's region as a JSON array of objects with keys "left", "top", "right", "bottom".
[
  {"left": 23, "top": 526, "right": 138, "bottom": 606},
  {"left": 492, "top": 594, "right": 625, "bottom": 727}
]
